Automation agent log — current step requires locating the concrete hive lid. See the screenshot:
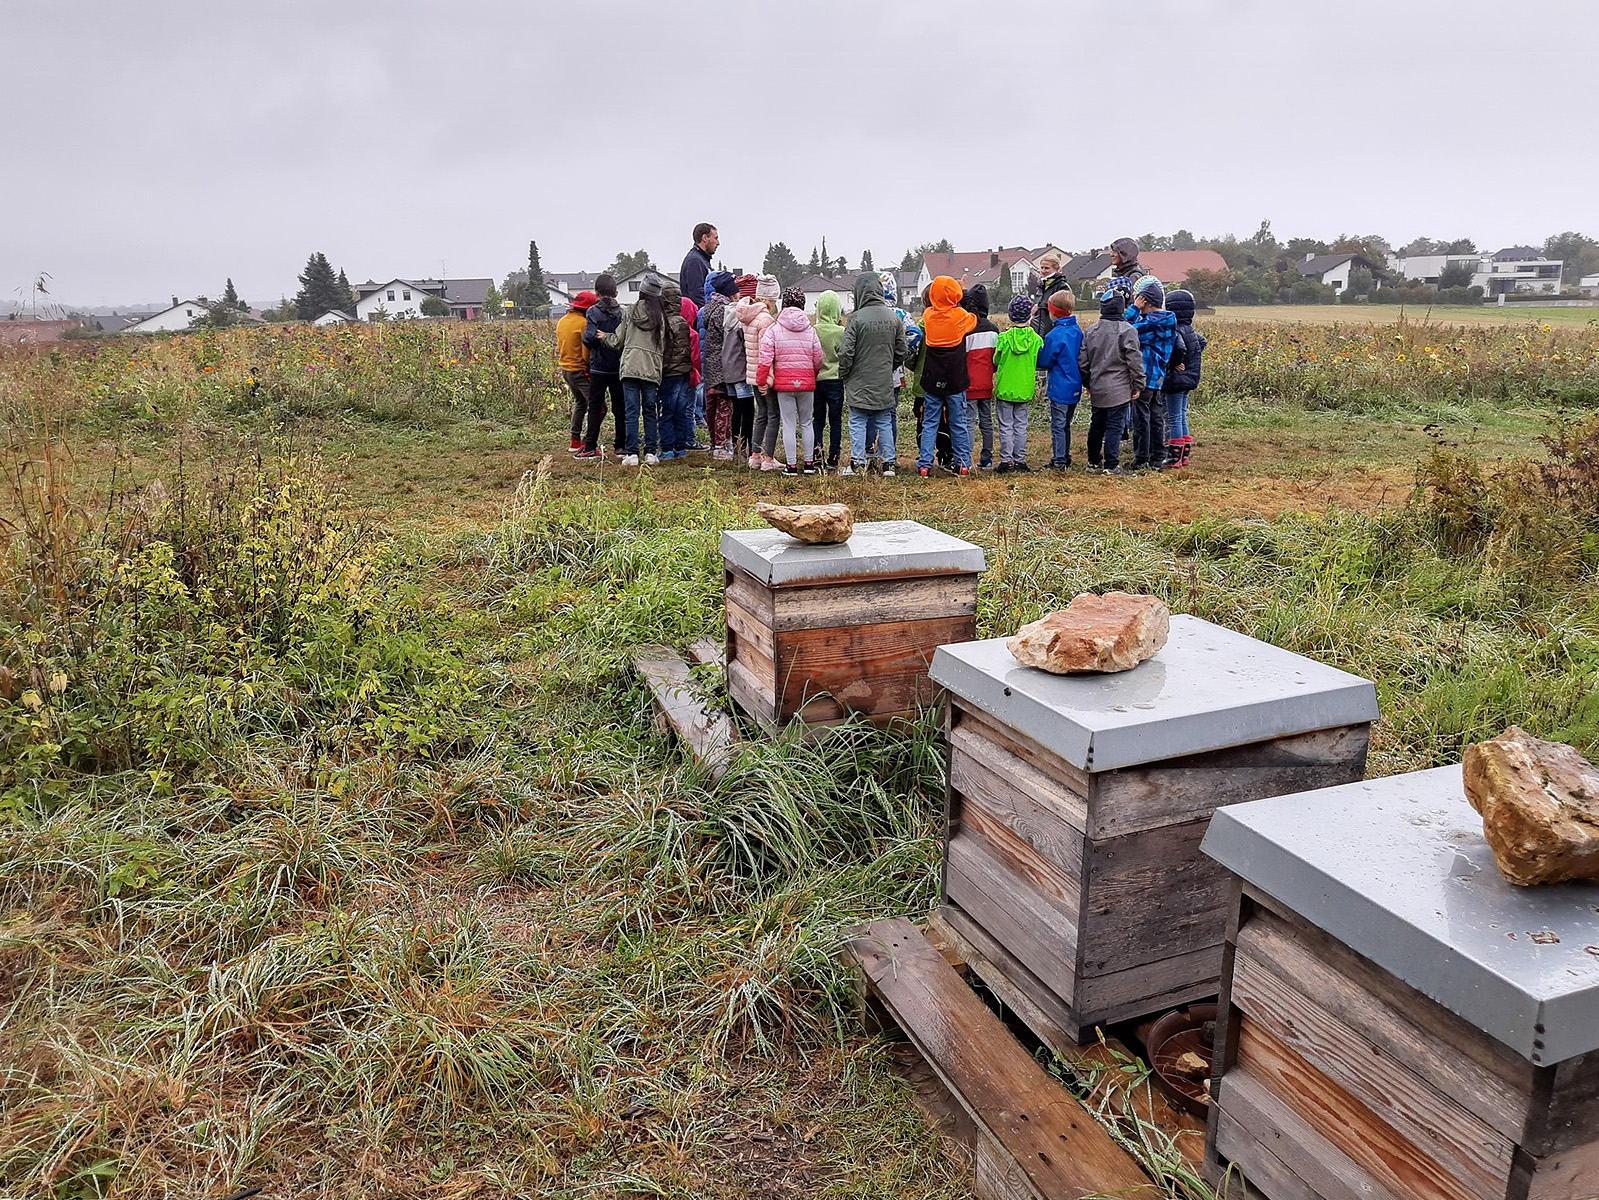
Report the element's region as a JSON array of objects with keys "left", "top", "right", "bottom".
[
  {"left": 929, "top": 615, "right": 1378, "bottom": 772},
  {"left": 1202, "top": 764, "right": 1599, "bottom": 1065},
  {"left": 721, "top": 519, "right": 986, "bottom": 586}
]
